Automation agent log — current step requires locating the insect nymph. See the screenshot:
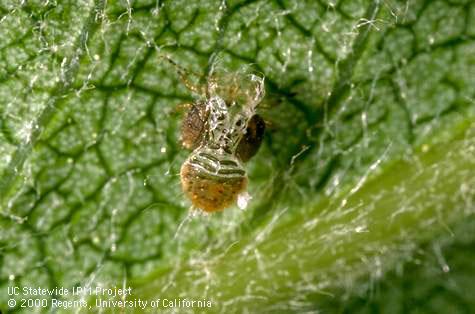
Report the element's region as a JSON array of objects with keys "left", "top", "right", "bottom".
[{"left": 178, "top": 64, "right": 266, "bottom": 212}]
